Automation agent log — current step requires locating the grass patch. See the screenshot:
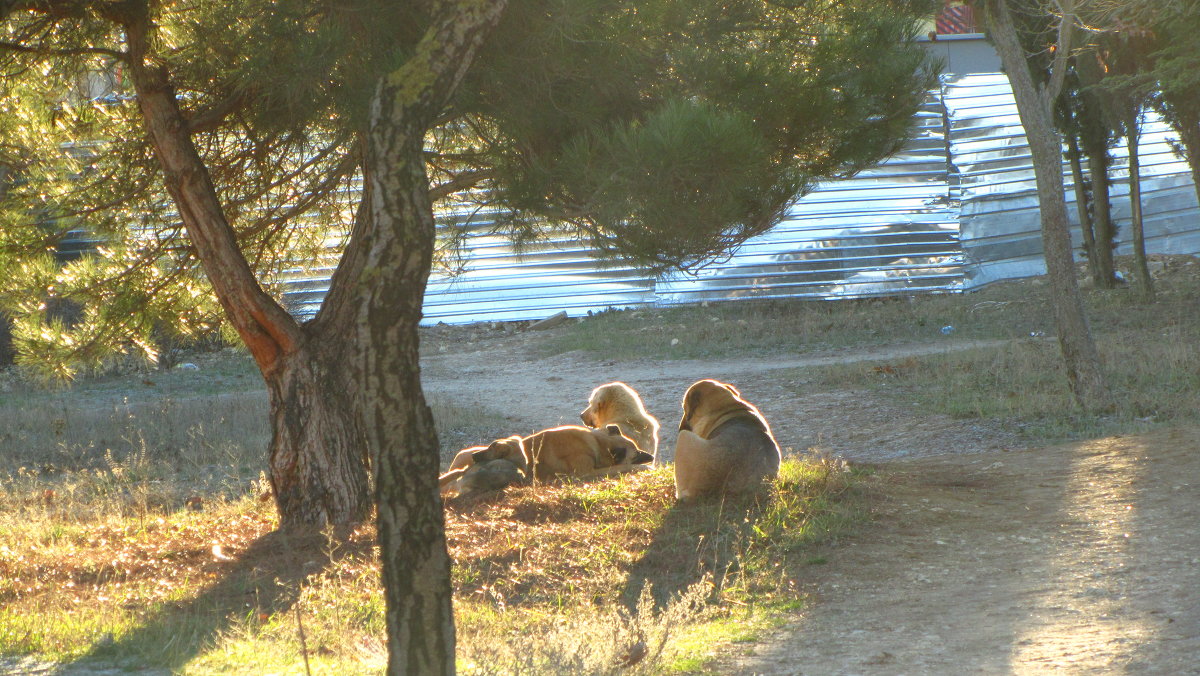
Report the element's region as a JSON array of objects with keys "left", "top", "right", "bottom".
[
  {"left": 802, "top": 300, "right": 1200, "bottom": 441},
  {"left": 538, "top": 294, "right": 1003, "bottom": 361},
  {"left": 539, "top": 256, "right": 1200, "bottom": 364},
  {"left": 0, "top": 457, "right": 866, "bottom": 674},
  {"left": 448, "top": 457, "right": 866, "bottom": 673}
]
